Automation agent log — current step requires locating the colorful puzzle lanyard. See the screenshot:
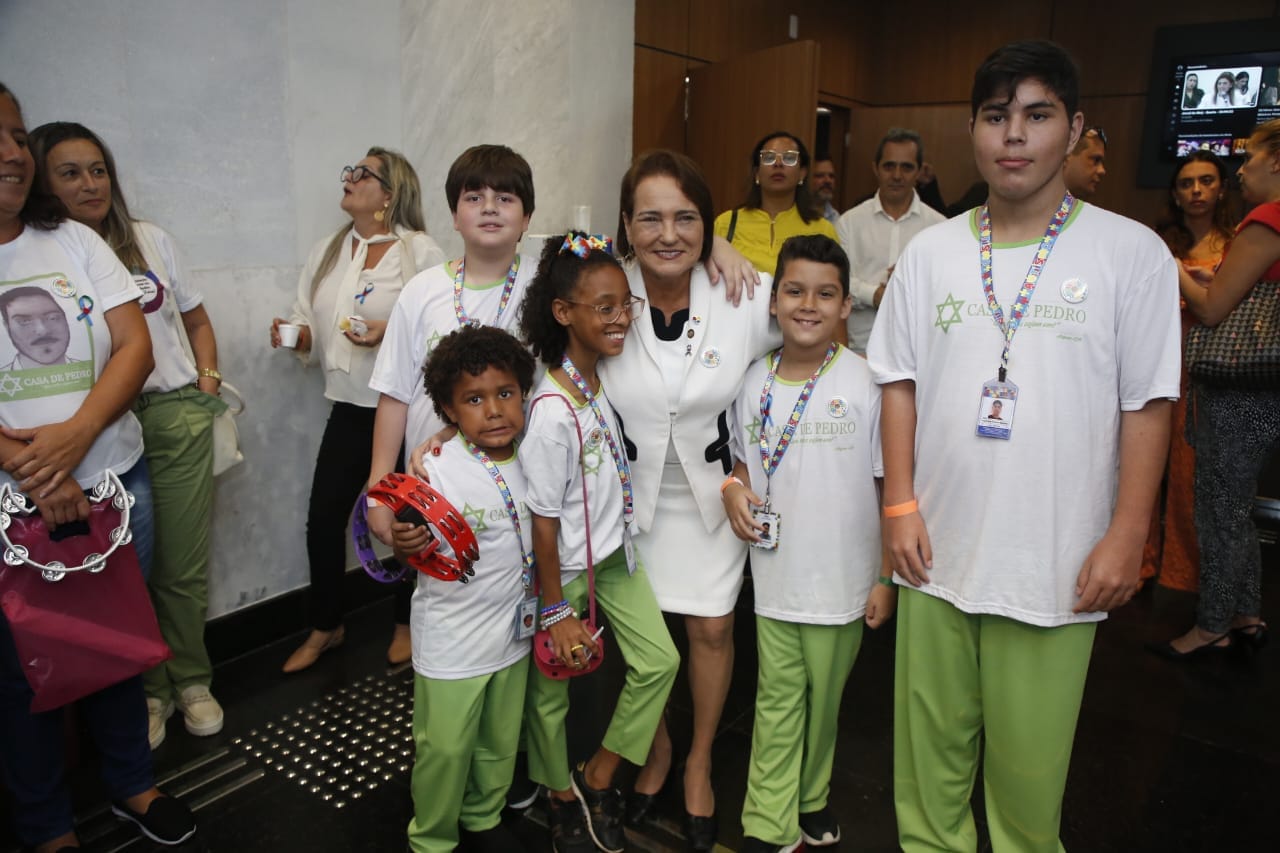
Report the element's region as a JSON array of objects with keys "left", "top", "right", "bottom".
[
  {"left": 463, "top": 438, "right": 535, "bottom": 590},
  {"left": 453, "top": 256, "right": 520, "bottom": 328},
  {"left": 560, "top": 356, "right": 635, "bottom": 525},
  {"left": 758, "top": 343, "right": 837, "bottom": 508},
  {"left": 977, "top": 192, "right": 1074, "bottom": 381}
]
